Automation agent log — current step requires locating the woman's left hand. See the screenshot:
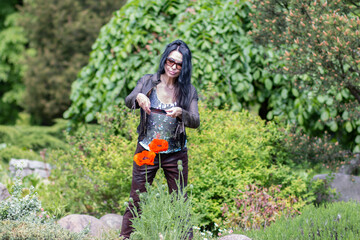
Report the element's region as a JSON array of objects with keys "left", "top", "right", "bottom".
[{"left": 166, "top": 107, "right": 182, "bottom": 118}]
